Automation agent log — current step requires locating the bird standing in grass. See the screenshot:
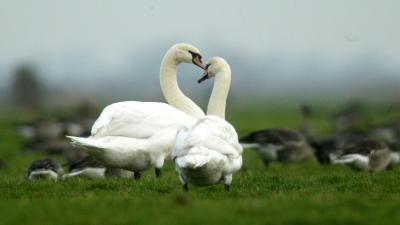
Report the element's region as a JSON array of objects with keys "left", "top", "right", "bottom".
[
  {"left": 62, "top": 155, "right": 106, "bottom": 179},
  {"left": 62, "top": 155, "right": 134, "bottom": 179},
  {"left": 310, "top": 132, "right": 367, "bottom": 164},
  {"left": 27, "top": 158, "right": 64, "bottom": 180},
  {"left": 240, "top": 128, "right": 313, "bottom": 165},
  {"left": 67, "top": 44, "right": 206, "bottom": 179},
  {"left": 172, "top": 57, "right": 242, "bottom": 191},
  {"left": 333, "top": 139, "right": 392, "bottom": 172}
]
